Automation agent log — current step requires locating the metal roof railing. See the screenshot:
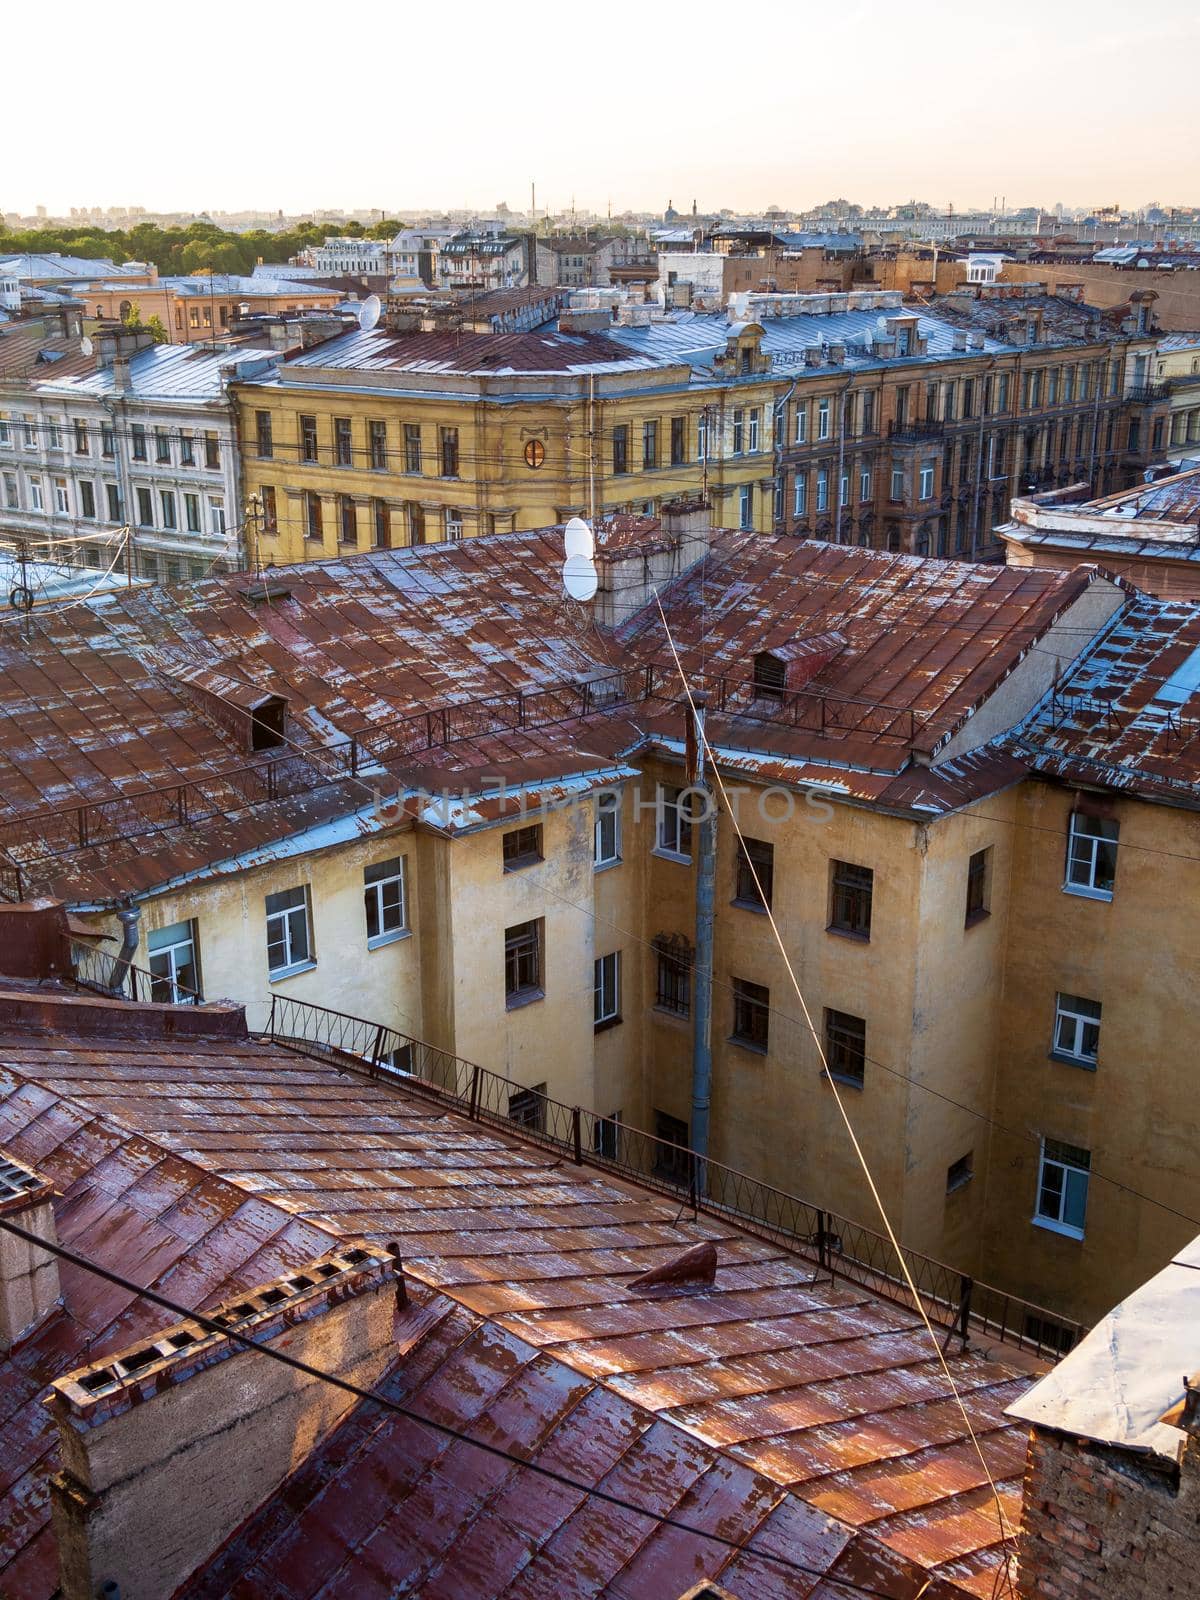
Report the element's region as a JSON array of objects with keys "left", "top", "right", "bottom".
[
  {"left": 68, "top": 937, "right": 203, "bottom": 1006},
  {"left": 259, "top": 991, "right": 1088, "bottom": 1364}
]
